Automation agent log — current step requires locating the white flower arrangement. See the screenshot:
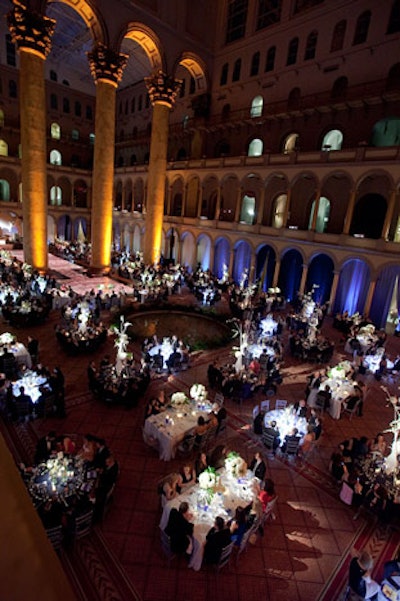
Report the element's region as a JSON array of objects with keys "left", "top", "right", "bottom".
[
  {"left": 0, "top": 332, "right": 15, "bottom": 345},
  {"left": 171, "top": 391, "right": 189, "bottom": 407},
  {"left": 199, "top": 467, "right": 217, "bottom": 491},
  {"left": 225, "top": 451, "right": 247, "bottom": 478},
  {"left": 190, "top": 383, "right": 207, "bottom": 402}
]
